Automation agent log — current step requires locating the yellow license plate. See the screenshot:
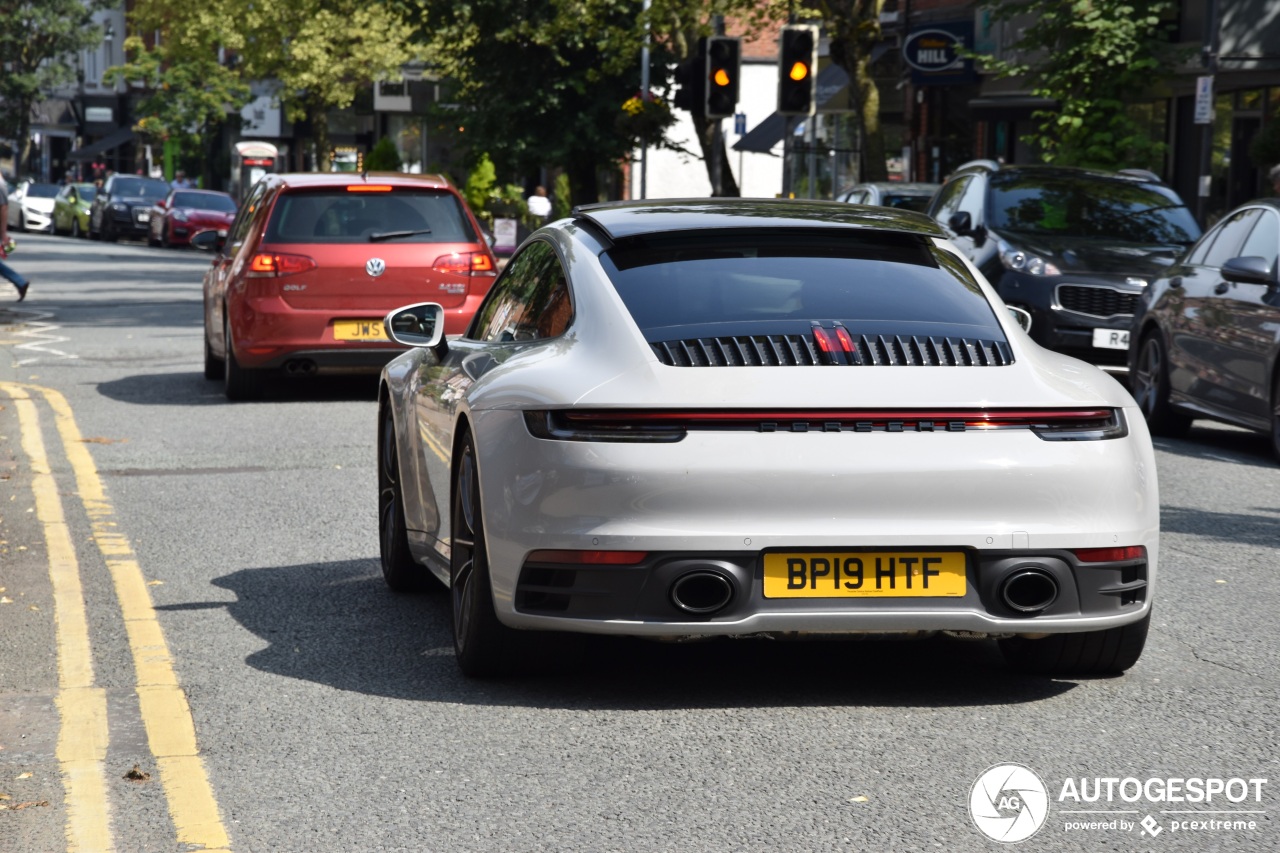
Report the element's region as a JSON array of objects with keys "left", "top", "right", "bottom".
[
  {"left": 333, "top": 320, "right": 388, "bottom": 341},
  {"left": 763, "top": 551, "right": 967, "bottom": 598}
]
